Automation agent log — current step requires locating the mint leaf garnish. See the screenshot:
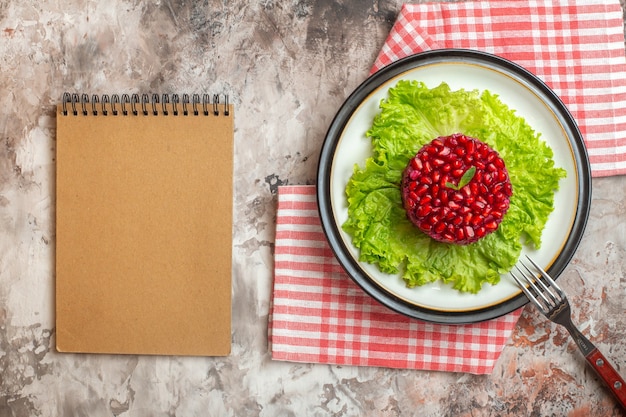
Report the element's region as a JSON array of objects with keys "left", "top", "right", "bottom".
[{"left": 446, "top": 166, "right": 476, "bottom": 190}]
